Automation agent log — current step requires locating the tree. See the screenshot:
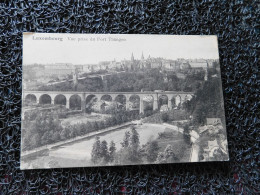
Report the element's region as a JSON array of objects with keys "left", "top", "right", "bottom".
[
  {"left": 156, "top": 144, "right": 179, "bottom": 163},
  {"left": 60, "top": 127, "right": 70, "bottom": 140},
  {"left": 100, "top": 140, "right": 110, "bottom": 164},
  {"left": 30, "top": 134, "right": 41, "bottom": 149},
  {"left": 121, "top": 131, "right": 131, "bottom": 148},
  {"left": 130, "top": 126, "right": 140, "bottom": 149},
  {"left": 192, "top": 78, "right": 225, "bottom": 126},
  {"left": 109, "top": 141, "right": 116, "bottom": 162},
  {"left": 128, "top": 126, "right": 141, "bottom": 163},
  {"left": 215, "top": 148, "right": 228, "bottom": 161},
  {"left": 93, "top": 121, "right": 99, "bottom": 131},
  {"left": 52, "top": 131, "right": 61, "bottom": 142},
  {"left": 183, "top": 124, "right": 191, "bottom": 144},
  {"left": 156, "top": 152, "right": 166, "bottom": 163},
  {"left": 98, "top": 121, "right": 105, "bottom": 130},
  {"left": 192, "top": 103, "right": 207, "bottom": 125},
  {"left": 91, "top": 137, "right": 101, "bottom": 164},
  {"left": 161, "top": 112, "right": 169, "bottom": 122},
  {"left": 146, "top": 140, "right": 160, "bottom": 162},
  {"left": 163, "top": 144, "right": 175, "bottom": 161}
]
